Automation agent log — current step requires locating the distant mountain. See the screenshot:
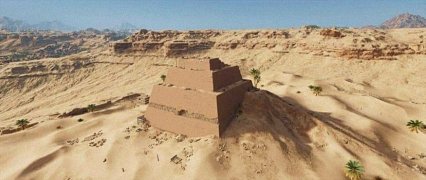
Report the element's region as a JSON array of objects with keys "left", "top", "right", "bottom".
[
  {"left": 0, "top": 16, "right": 30, "bottom": 32},
  {"left": 0, "top": 16, "right": 75, "bottom": 32},
  {"left": 360, "top": 25, "right": 379, "bottom": 29},
  {"left": 32, "top": 20, "right": 76, "bottom": 32},
  {"left": 381, "top": 13, "right": 426, "bottom": 29},
  {"left": 0, "top": 16, "right": 139, "bottom": 32},
  {"left": 113, "top": 22, "right": 138, "bottom": 32}
]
